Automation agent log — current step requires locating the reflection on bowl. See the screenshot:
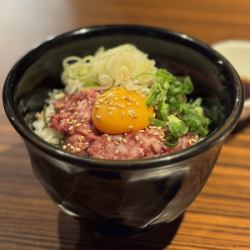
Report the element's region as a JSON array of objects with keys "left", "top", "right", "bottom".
[{"left": 3, "top": 25, "right": 244, "bottom": 236}]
